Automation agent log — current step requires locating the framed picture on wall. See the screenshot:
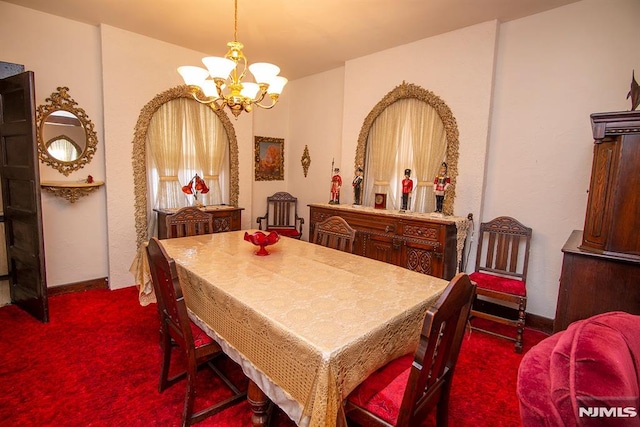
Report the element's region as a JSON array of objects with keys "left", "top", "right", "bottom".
[{"left": 255, "top": 136, "right": 284, "bottom": 181}]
